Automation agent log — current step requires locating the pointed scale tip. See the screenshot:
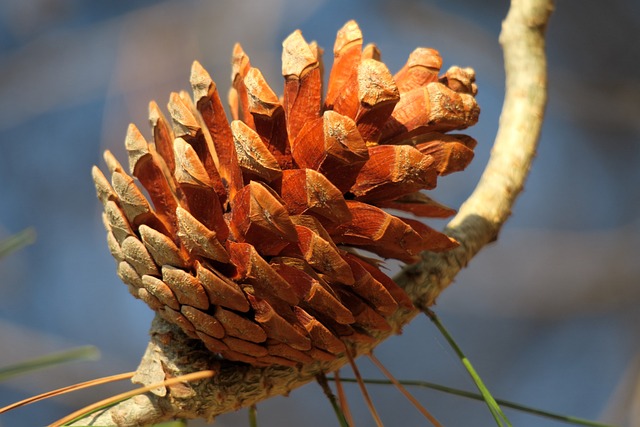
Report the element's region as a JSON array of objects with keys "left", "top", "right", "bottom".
[
  {"left": 244, "top": 67, "right": 281, "bottom": 116},
  {"left": 334, "top": 20, "right": 363, "bottom": 54},
  {"left": 124, "top": 123, "right": 149, "bottom": 175},
  {"left": 167, "top": 92, "right": 200, "bottom": 138},
  {"left": 191, "top": 60, "right": 216, "bottom": 102},
  {"left": 282, "top": 29, "right": 318, "bottom": 78}
]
